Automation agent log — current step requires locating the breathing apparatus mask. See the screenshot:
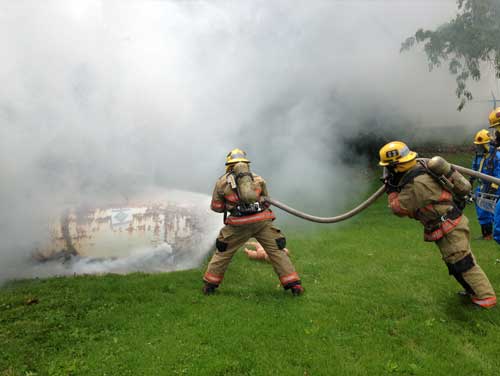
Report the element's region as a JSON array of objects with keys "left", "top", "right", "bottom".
[
  {"left": 495, "top": 130, "right": 500, "bottom": 146},
  {"left": 488, "top": 127, "right": 500, "bottom": 147},
  {"left": 475, "top": 143, "right": 489, "bottom": 154},
  {"left": 382, "top": 165, "right": 404, "bottom": 192}
]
